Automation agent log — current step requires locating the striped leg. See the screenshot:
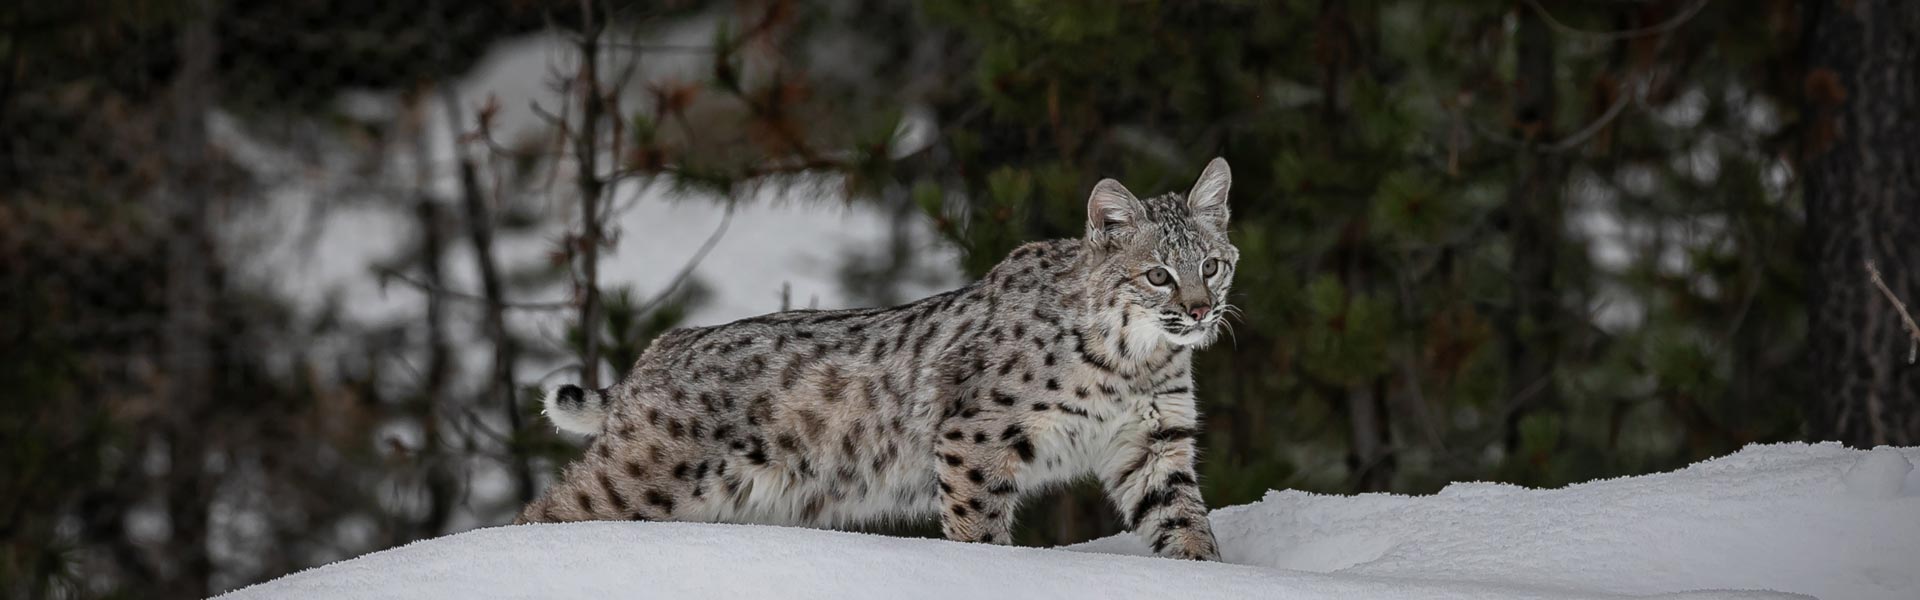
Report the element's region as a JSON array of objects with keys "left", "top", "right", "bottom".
[{"left": 1102, "top": 421, "right": 1219, "bottom": 560}]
